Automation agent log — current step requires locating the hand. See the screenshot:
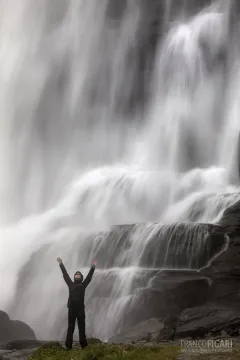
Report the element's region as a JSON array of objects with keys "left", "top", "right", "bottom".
[
  {"left": 57, "top": 258, "right": 62, "bottom": 264},
  {"left": 92, "top": 260, "right": 97, "bottom": 267}
]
